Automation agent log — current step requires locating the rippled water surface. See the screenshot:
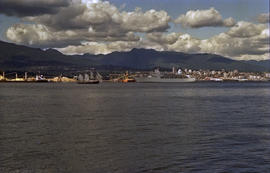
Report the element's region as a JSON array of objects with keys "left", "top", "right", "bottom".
[{"left": 0, "top": 82, "right": 270, "bottom": 173}]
